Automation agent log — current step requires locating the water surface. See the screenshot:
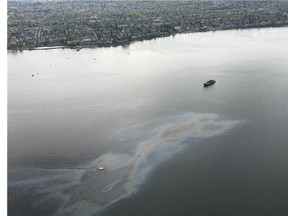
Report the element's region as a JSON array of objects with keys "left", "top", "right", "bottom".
[{"left": 8, "top": 27, "right": 288, "bottom": 216}]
